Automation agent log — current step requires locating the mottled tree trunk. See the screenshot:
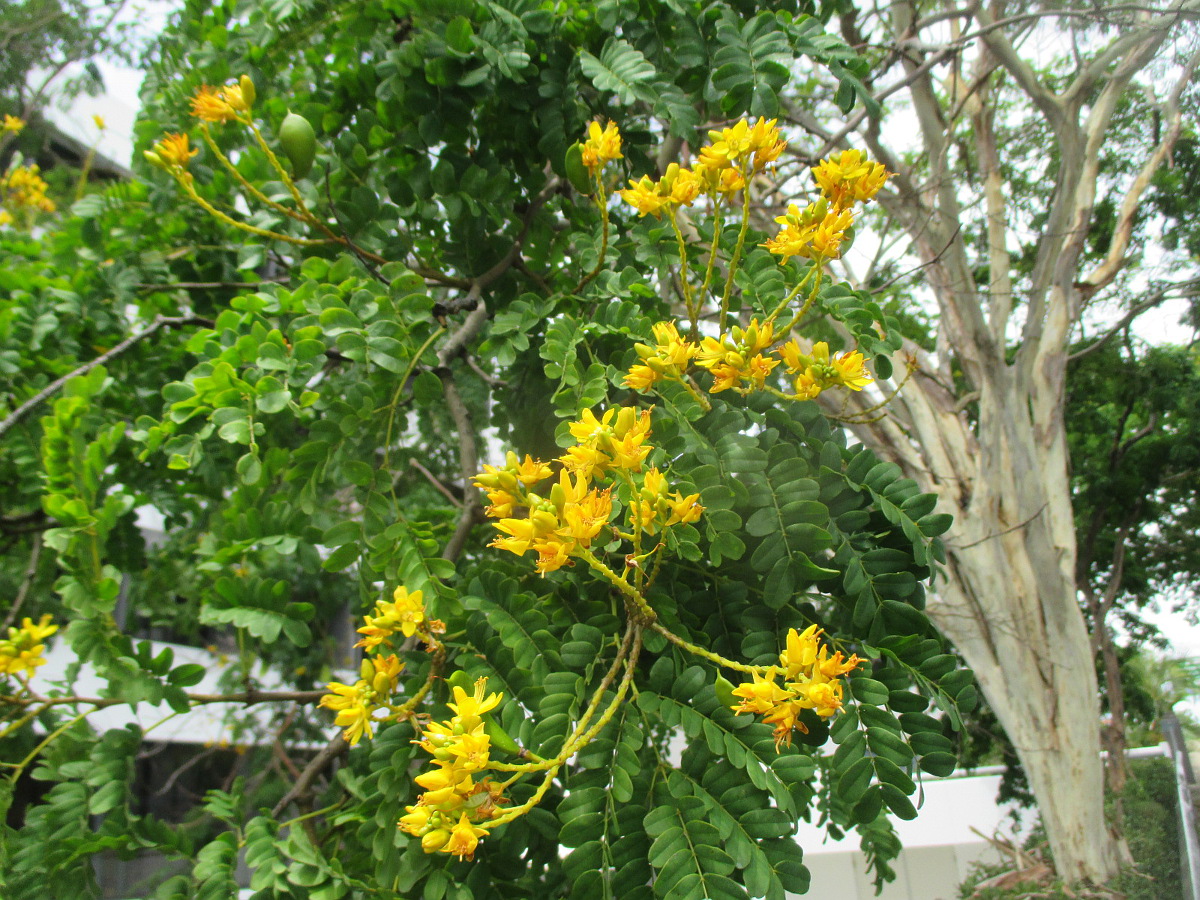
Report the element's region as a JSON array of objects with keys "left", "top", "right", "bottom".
[{"left": 796, "top": 1, "right": 1200, "bottom": 881}]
